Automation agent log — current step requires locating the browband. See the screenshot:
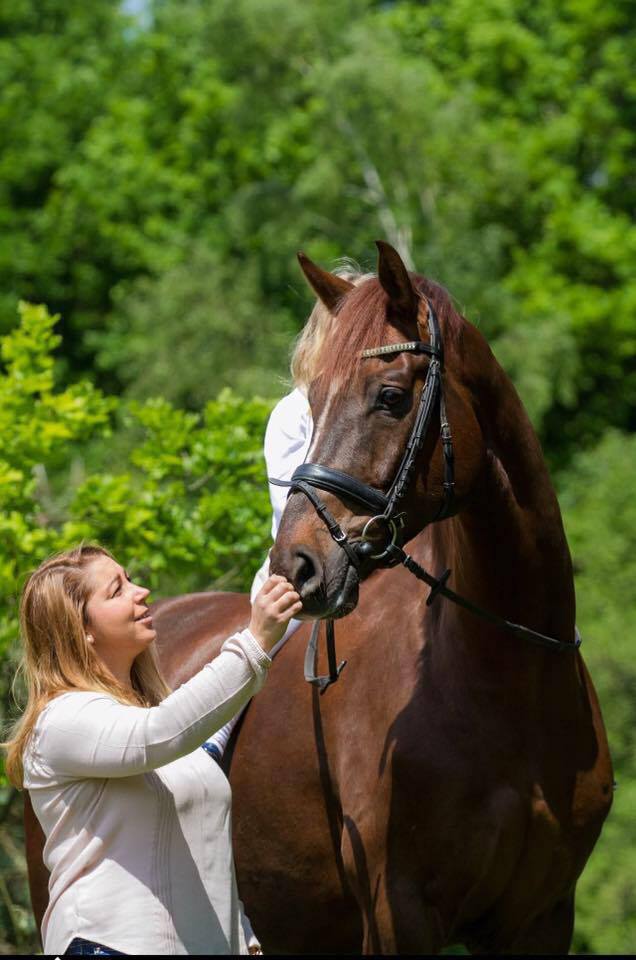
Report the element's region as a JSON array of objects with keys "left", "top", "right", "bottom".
[{"left": 361, "top": 340, "right": 440, "bottom": 359}]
